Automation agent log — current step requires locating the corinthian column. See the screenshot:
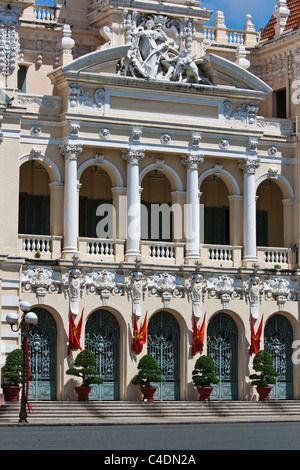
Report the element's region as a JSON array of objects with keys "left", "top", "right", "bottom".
[
  {"left": 239, "top": 157, "right": 260, "bottom": 264},
  {"left": 182, "top": 153, "right": 204, "bottom": 261},
  {"left": 122, "top": 149, "right": 144, "bottom": 259},
  {"left": 60, "top": 144, "right": 82, "bottom": 256}
]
